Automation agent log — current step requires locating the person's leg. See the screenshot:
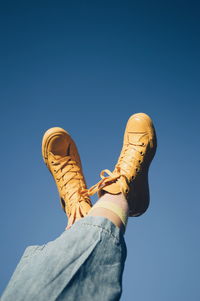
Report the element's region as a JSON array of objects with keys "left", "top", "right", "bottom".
[
  {"left": 2, "top": 214, "right": 126, "bottom": 301},
  {"left": 88, "top": 193, "right": 129, "bottom": 233},
  {"left": 85, "top": 113, "right": 157, "bottom": 238},
  {"left": 2, "top": 113, "right": 157, "bottom": 301},
  {"left": 2, "top": 127, "right": 128, "bottom": 301},
  {"left": 2, "top": 127, "right": 95, "bottom": 301}
]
